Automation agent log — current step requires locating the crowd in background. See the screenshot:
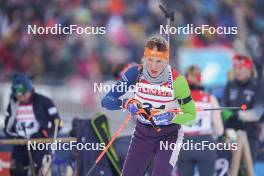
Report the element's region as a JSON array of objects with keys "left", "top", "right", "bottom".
[{"left": 0, "top": 0, "right": 263, "bottom": 85}]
